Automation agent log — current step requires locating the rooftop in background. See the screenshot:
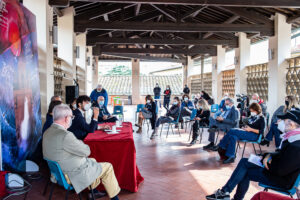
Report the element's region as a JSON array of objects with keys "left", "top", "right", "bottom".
[
  {"left": 98, "top": 75, "right": 183, "bottom": 95},
  {"left": 51, "top": 0, "right": 300, "bottom": 63}
]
